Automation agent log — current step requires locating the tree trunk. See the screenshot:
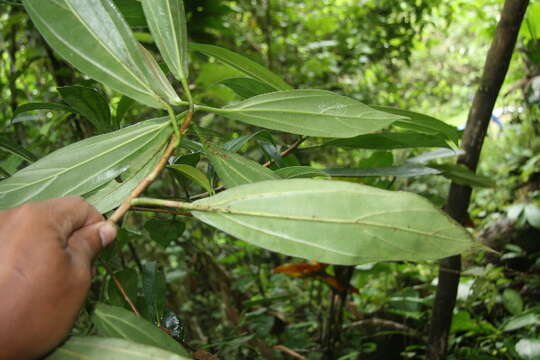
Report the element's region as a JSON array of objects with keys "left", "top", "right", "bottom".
[{"left": 427, "top": 1, "right": 530, "bottom": 358}]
